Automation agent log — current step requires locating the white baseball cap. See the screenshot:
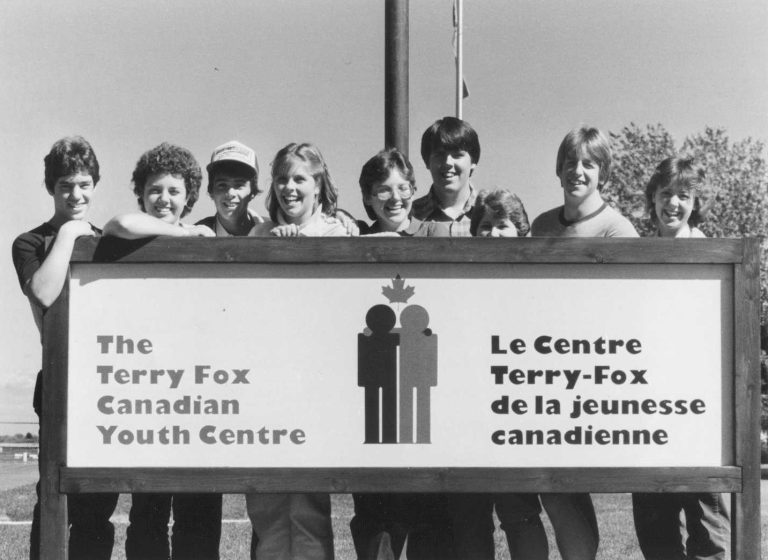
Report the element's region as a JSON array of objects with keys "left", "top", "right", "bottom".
[{"left": 207, "top": 140, "right": 258, "bottom": 175}]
